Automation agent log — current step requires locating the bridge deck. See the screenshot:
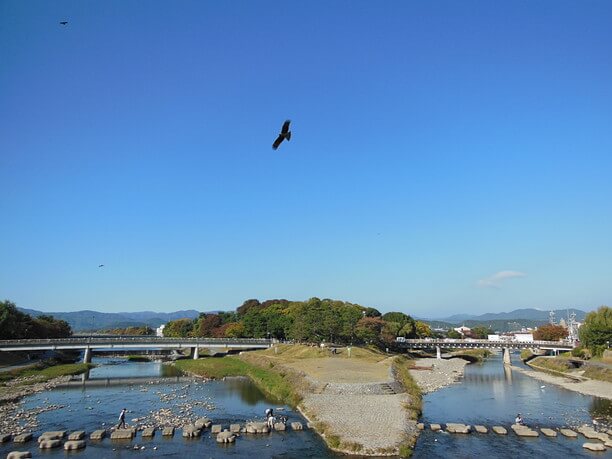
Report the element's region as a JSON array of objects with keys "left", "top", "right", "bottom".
[{"left": 397, "top": 339, "right": 573, "bottom": 350}]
